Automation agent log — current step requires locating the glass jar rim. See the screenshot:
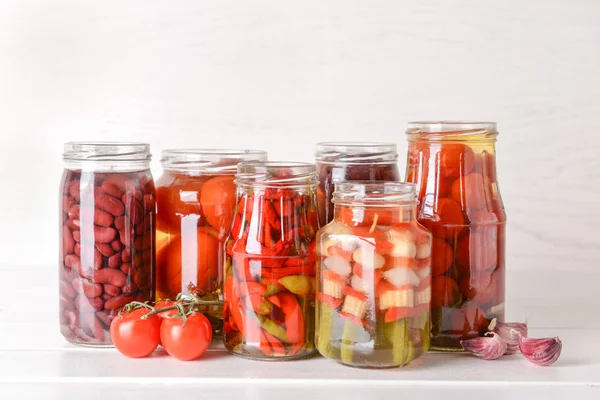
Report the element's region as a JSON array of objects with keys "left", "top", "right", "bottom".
[
  {"left": 235, "top": 161, "right": 317, "bottom": 188},
  {"left": 161, "top": 149, "right": 267, "bottom": 173},
  {"left": 315, "top": 141, "right": 398, "bottom": 164},
  {"left": 407, "top": 121, "right": 498, "bottom": 136},
  {"left": 63, "top": 141, "right": 151, "bottom": 162},
  {"left": 333, "top": 181, "right": 417, "bottom": 205}
]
